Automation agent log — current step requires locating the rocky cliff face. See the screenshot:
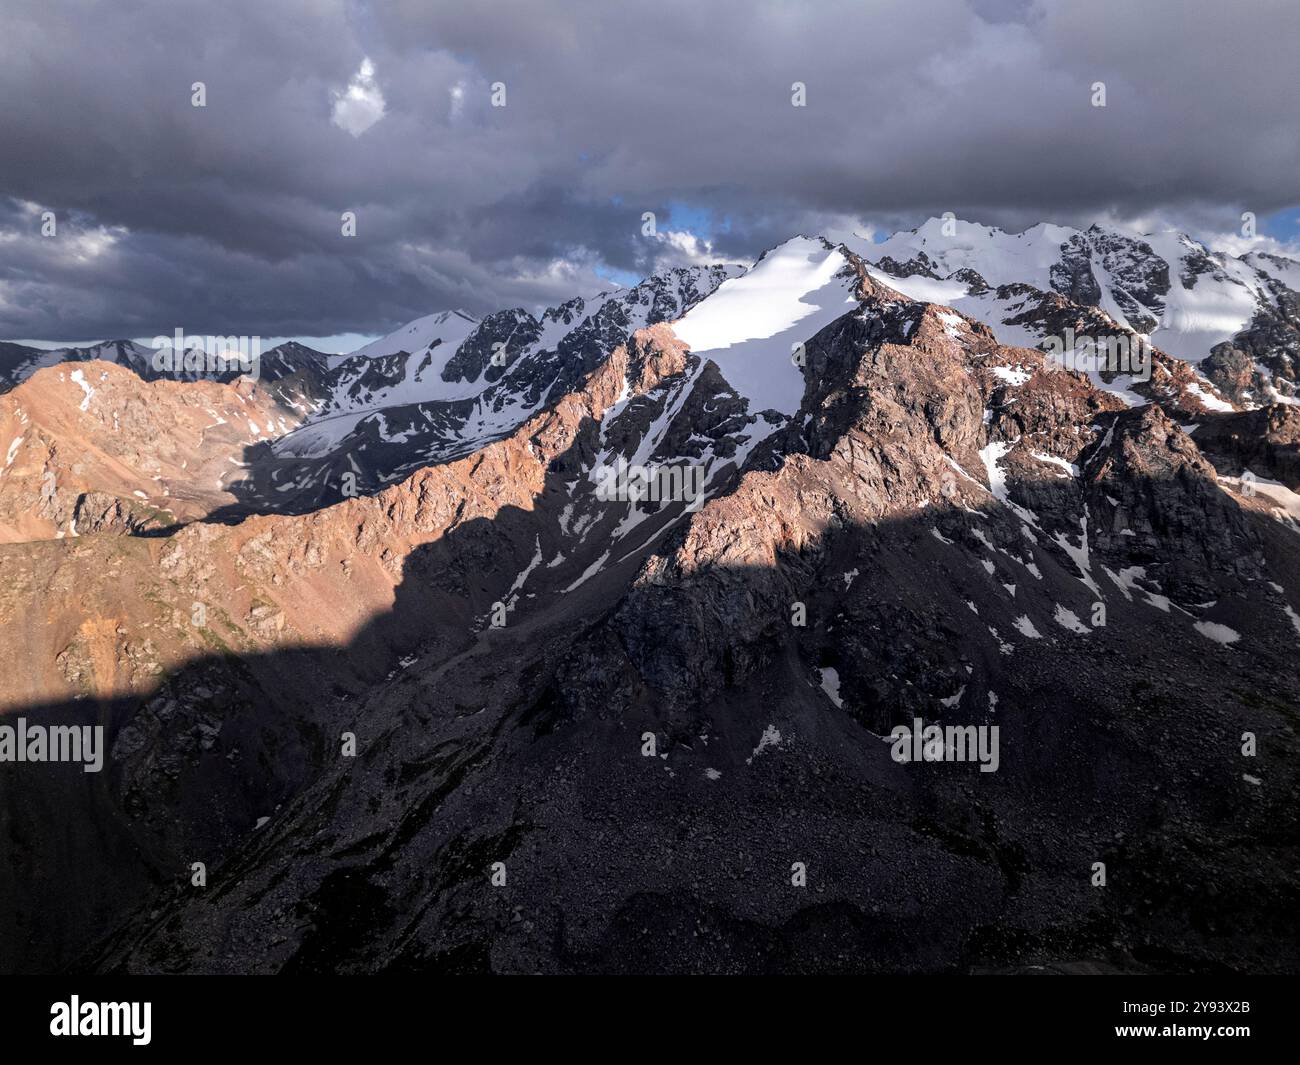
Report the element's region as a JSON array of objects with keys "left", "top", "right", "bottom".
[
  {"left": 0, "top": 362, "right": 308, "bottom": 542},
  {"left": 2, "top": 227, "right": 1298, "bottom": 975}
]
